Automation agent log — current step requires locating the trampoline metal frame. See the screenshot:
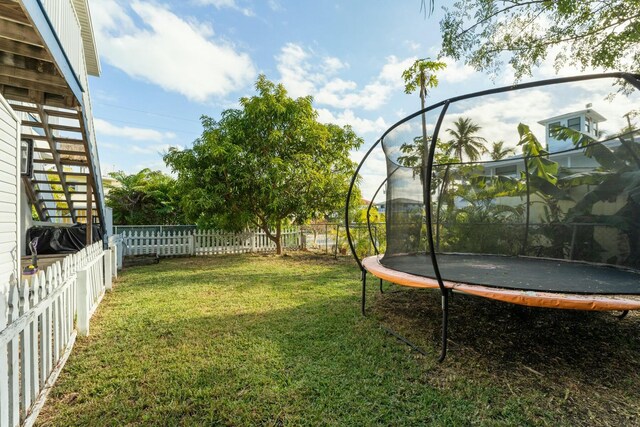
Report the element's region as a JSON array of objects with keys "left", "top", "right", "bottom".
[{"left": 345, "top": 72, "right": 640, "bottom": 362}]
